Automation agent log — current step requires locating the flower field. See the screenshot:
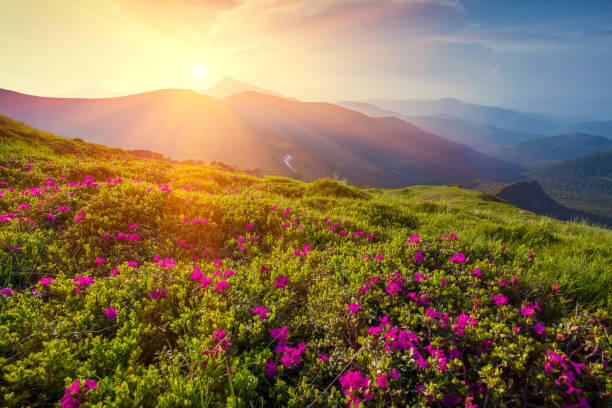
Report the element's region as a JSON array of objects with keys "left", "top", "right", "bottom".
[{"left": 0, "top": 116, "right": 611, "bottom": 407}]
